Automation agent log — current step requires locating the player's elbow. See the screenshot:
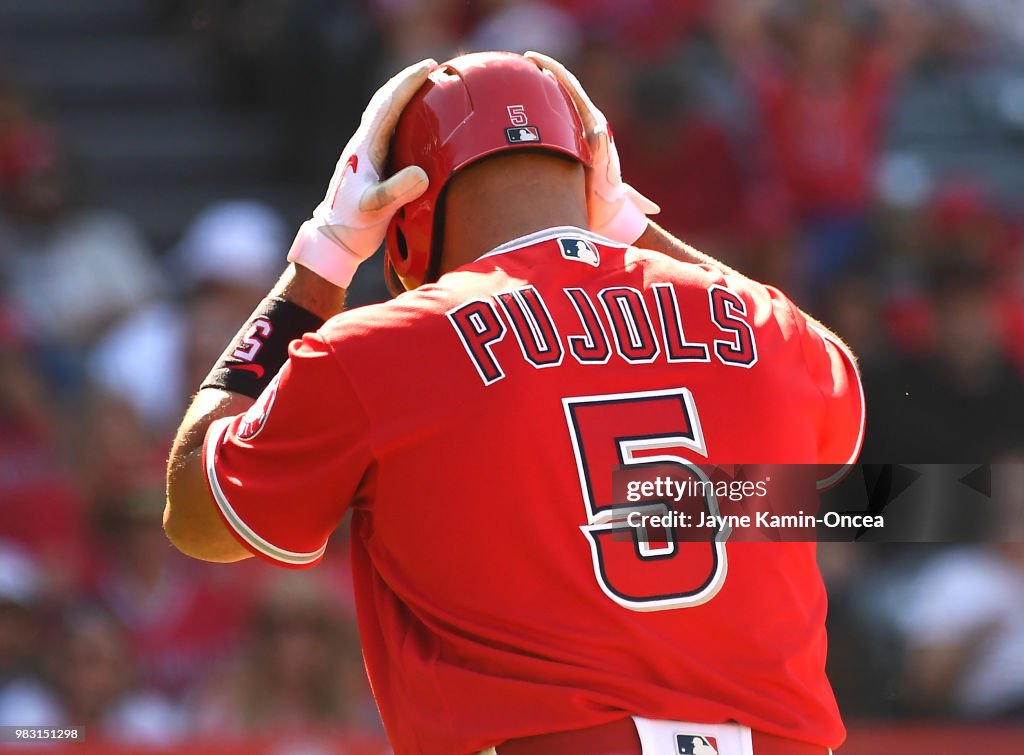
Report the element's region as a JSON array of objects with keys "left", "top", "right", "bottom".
[
  {"left": 162, "top": 496, "right": 199, "bottom": 558},
  {"left": 164, "top": 455, "right": 200, "bottom": 557},
  {"left": 163, "top": 496, "right": 250, "bottom": 563},
  {"left": 164, "top": 457, "right": 251, "bottom": 563},
  {"left": 162, "top": 492, "right": 205, "bottom": 560}
]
